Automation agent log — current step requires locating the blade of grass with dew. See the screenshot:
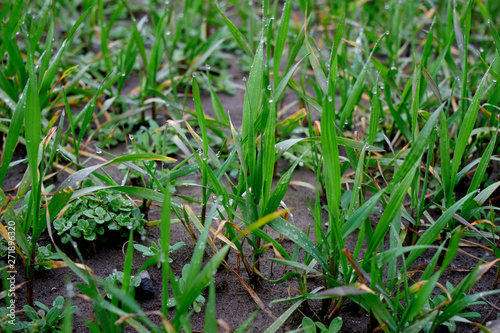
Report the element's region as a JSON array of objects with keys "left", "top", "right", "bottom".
[
  {"left": 364, "top": 167, "right": 416, "bottom": 266},
  {"left": 0, "top": 0, "right": 24, "bottom": 57},
  {"left": 160, "top": 185, "right": 171, "bottom": 319},
  {"left": 0, "top": 83, "right": 28, "bottom": 187},
  {"left": 411, "top": 59, "right": 422, "bottom": 140},
  {"left": 4, "top": 37, "right": 27, "bottom": 89},
  {"left": 0, "top": 88, "right": 16, "bottom": 112},
  {"left": 347, "top": 147, "right": 366, "bottom": 218},
  {"left": 368, "top": 81, "right": 380, "bottom": 146},
  {"left": 264, "top": 147, "right": 314, "bottom": 216},
  {"left": 449, "top": 66, "right": 491, "bottom": 199},
  {"left": 97, "top": 0, "right": 112, "bottom": 73},
  {"left": 321, "top": 13, "right": 345, "bottom": 278},
  {"left": 263, "top": 299, "right": 305, "bottom": 333},
  {"left": 204, "top": 277, "right": 217, "bottom": 333},
  {"left": 274, "top": 53, "right": 310, "bottom": 102},
  {"left": 38, "top": 20, "right": 54, "bottom": 79},
  {"left": 267, "top": 217, "right": 329, "bottom": 272},
  {"left": 404, "top": 191, "right": 476, "bottom": 267},
  {"left": 439, "top": 105, "right": 452, "bottom": 205},
  {"left": 273, "top": 0, "right": 292, "bottom": 87},
  {"left": 24, "top": 33, "right": 41, "bottom": 256},
  {"left": 322, "top": 11, "right": 344, "bottom": 220},
  {"left": 38, "top": 8, "right": 90, "bottom": 106},
  {"left": 242, "top": 41, "right": 264, "bottom": 187},
  {"left": 339, "top": 32, "right": 387, "bottom": 130},
  {"left": 215, "top": 1, "right": 253, "bottom": 58},
  {"left": 391, "top": 103, "right": 442, "bottom": 185},
  {"left": 305, "top": 35, "right": 327, "bottom": 94},
  {"left": 461, "top": 125, "right": 498, "bottom": 213},
  {"left": 341, "top": 191, "right": 385, "bottom": 238},
  {"left": 193, "top": 77, "right": 209, "bottom": 221}
]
